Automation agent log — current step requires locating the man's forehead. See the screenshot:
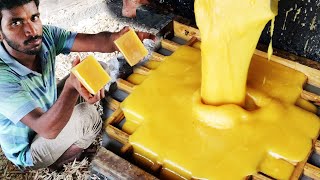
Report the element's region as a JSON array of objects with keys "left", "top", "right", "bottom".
[{"left": 1, "top": 1, "right": 39, "bottom": 19}]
